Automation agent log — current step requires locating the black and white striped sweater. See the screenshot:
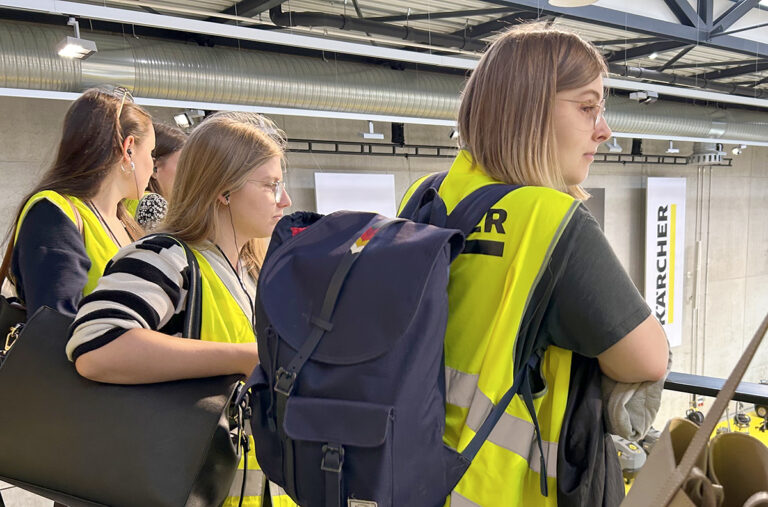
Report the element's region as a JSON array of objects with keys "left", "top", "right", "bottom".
[{"left": 67, "top": 234, "right": 257, "bottom": 362}]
